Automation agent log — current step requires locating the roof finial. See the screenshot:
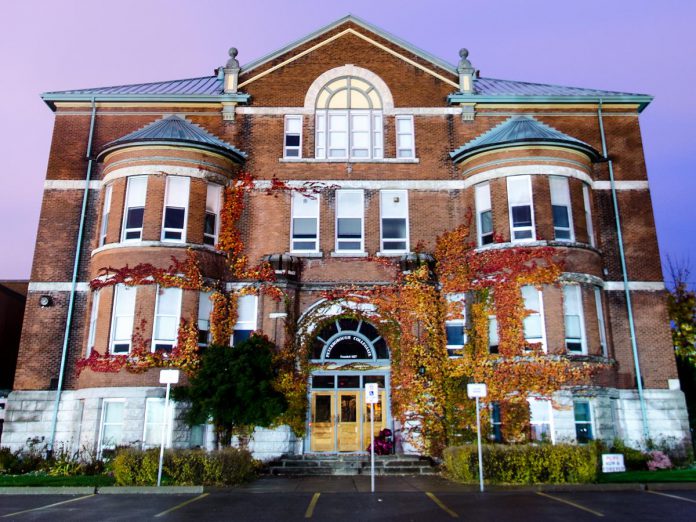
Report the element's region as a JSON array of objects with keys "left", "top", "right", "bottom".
[
  {"left": 223, "top": 47, "right": 240, "bottom": 95},
  {"left": 226, "top": 47, "right": 239, "bottom": 69},
  {"left": 457, "top": 48, "right": 476, "bottom": 95}
]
